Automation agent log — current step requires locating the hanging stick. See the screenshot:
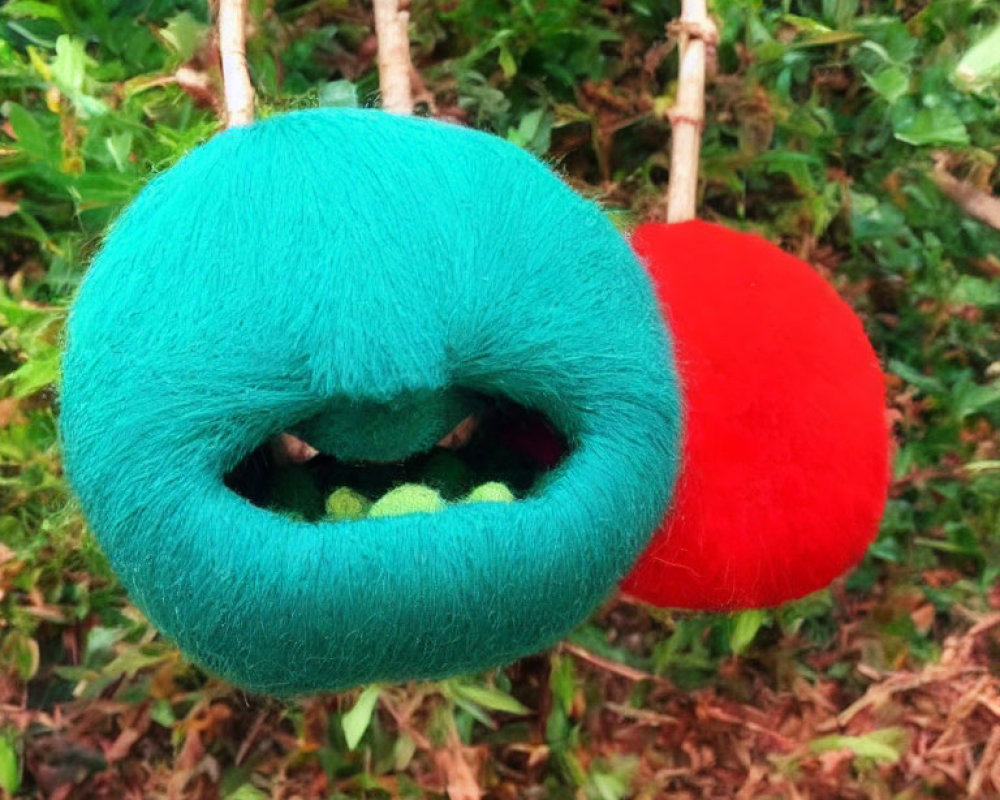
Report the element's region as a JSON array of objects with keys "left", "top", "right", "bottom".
[
  {"left": 371, "top": 0, "right": 475, "bottom": 445},
  {"left": 219, "top": 0, "right": 255, "bottom": 127},
  {"left": 665, "top": 0, "right": 717, "bottom": 223},
  {"left": 220, "top": 0, "right": 312, "bottom": 464},
  {"left": 373, "top": 0, "right": 414, "bottom": 114}
]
